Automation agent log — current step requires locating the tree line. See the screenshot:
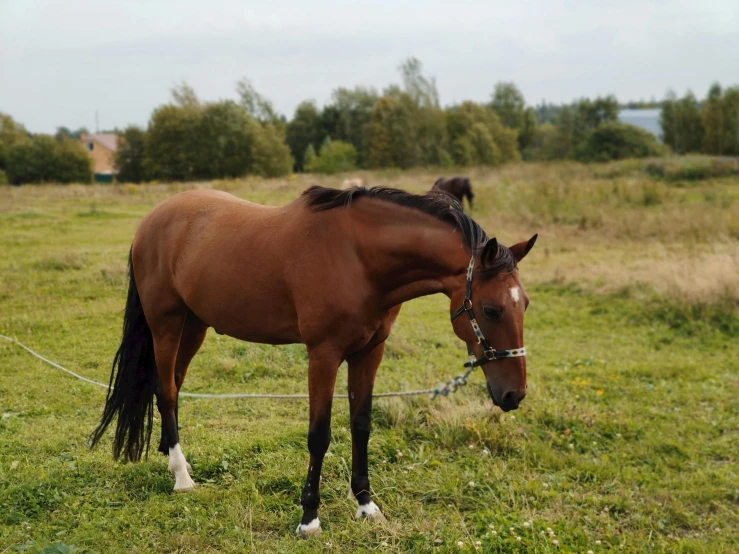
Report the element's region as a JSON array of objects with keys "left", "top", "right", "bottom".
[{"left": 1, "top": 58, "right": 737, "bottom": 185}]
